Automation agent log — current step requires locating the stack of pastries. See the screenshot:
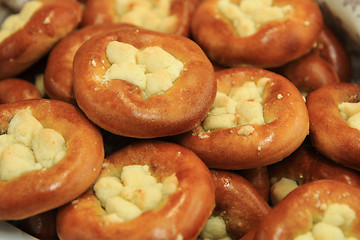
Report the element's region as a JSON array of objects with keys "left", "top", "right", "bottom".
[{"left": 0, "top": 0, "right": 359, "bottom": 239}]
